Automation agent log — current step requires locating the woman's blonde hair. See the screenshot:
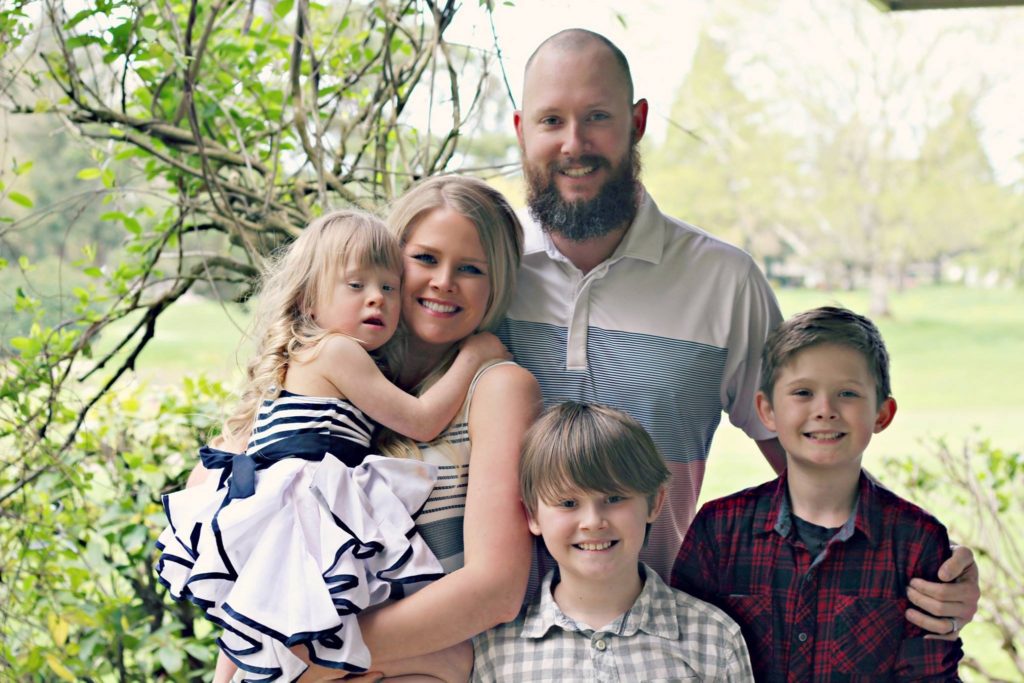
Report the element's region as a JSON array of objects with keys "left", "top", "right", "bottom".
[
  {"left": 222, "top": 209, "right": 401, "bottom": 442},
  {"left": 378, "top": 176, "right": 524, "bottom": 457}
]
